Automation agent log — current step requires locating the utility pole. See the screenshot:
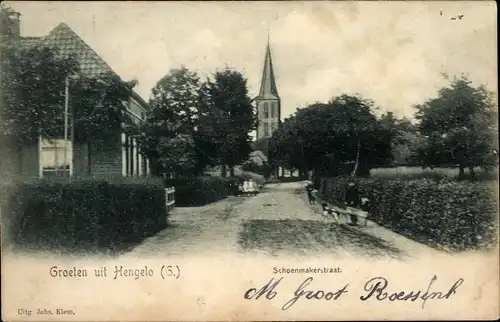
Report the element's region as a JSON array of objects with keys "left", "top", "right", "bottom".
[
  {"left": 70, "top": 86, "right": 75, "bottom": 181},
  {"left": 64, "top": 74, "right": 80, "bottom": 180},
  {"left": 64, "top": 76, "right": 69, "bottom": 179}
]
